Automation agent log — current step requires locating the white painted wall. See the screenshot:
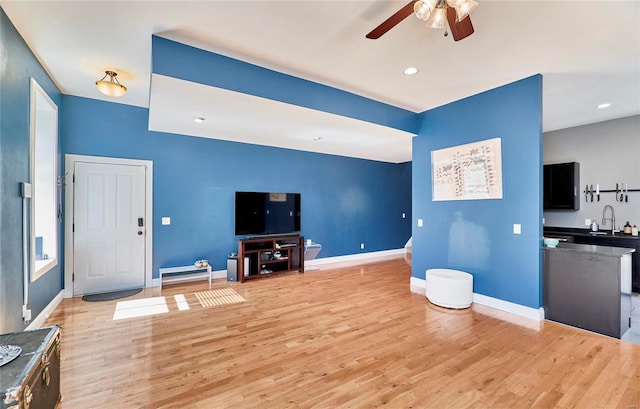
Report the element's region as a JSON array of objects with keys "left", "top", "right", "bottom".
[{"left": 543, "top": 115, "right": 640, "bottom": 229}]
